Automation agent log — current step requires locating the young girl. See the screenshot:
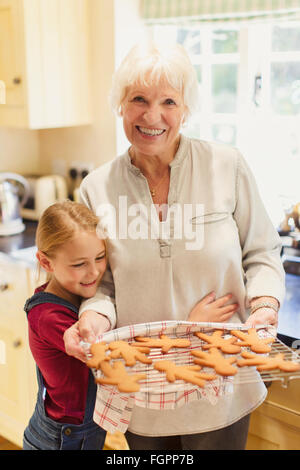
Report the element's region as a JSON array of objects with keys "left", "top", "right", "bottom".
[{"left": 23, "top": 201, "right": 109, "bottom": 450}]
